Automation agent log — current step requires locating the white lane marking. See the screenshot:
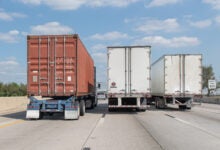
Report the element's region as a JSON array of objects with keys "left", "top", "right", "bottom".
[
  {"left": 97, "top": 118, "right": 105, "bottom": 127},
  {"left": 166, "top": 114, "right": 220, "bottom": 139},
  {"left": 0, "top": 119, "right": 24, "bottom": 129},
  {"left": 81, "top": 113, "right": 106, "bottom": 149},
  {"left": 194, "top": 107, "right": 220, "bottom": 114}
]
